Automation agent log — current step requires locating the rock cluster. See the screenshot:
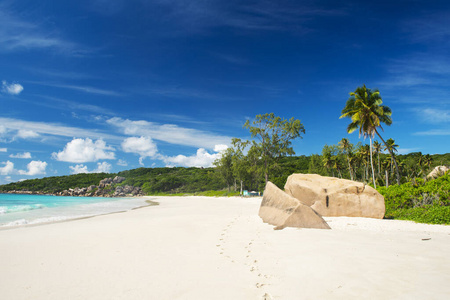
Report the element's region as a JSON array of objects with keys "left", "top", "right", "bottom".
[
  {"left": 427, "top": 166, "right": 449, "bottom": 179},
  {"left": 57, "top": 176, "right": 142, "bottom": 197},
  {"left": 259, "top": 174, "right": 386, "bottom": 230}
]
